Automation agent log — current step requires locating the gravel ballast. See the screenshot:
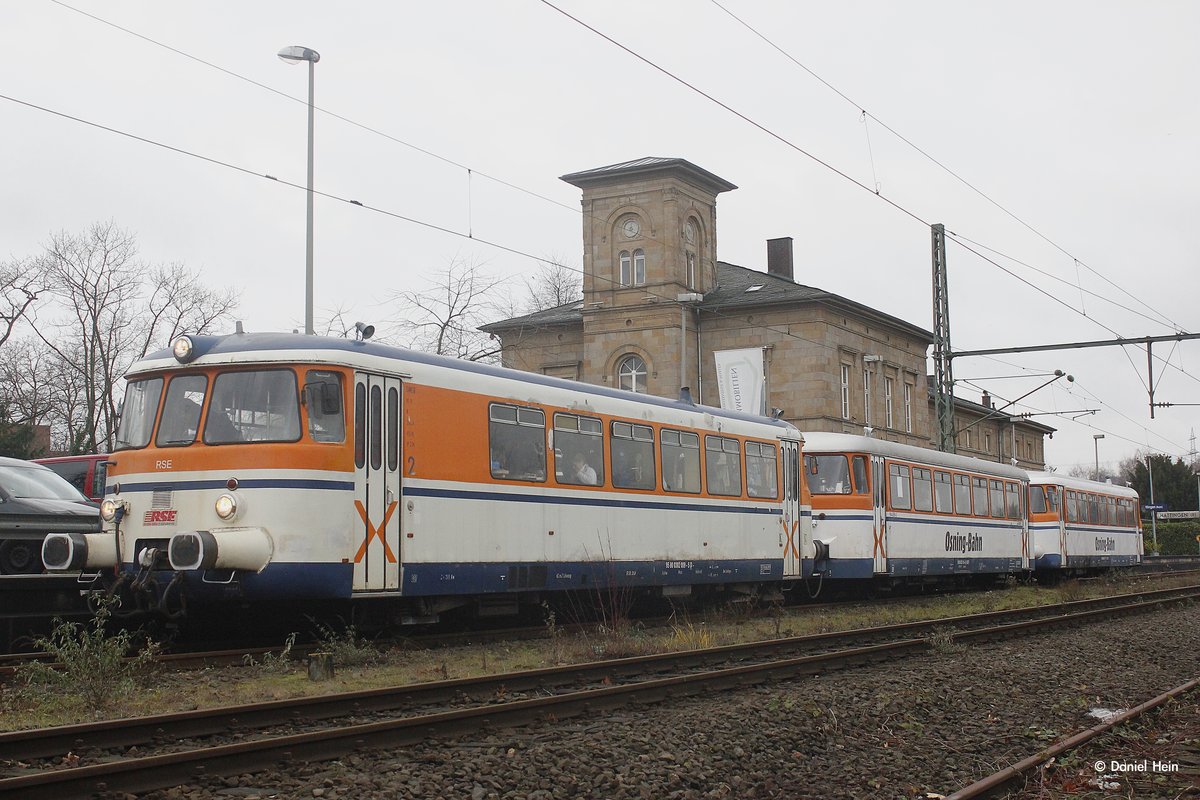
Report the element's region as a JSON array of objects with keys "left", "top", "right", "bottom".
[{"left": 117, "top": 602, "right": 1200, "bottom": 800}]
